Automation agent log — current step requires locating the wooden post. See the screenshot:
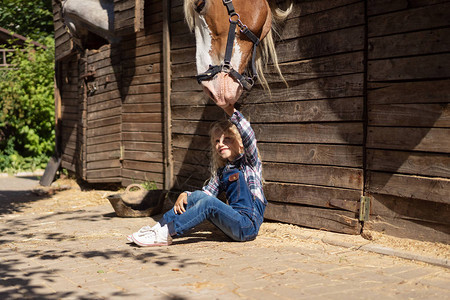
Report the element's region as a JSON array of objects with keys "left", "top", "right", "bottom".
[{"left": 163, "top": 0, "right": 173, "bottom": 190}]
